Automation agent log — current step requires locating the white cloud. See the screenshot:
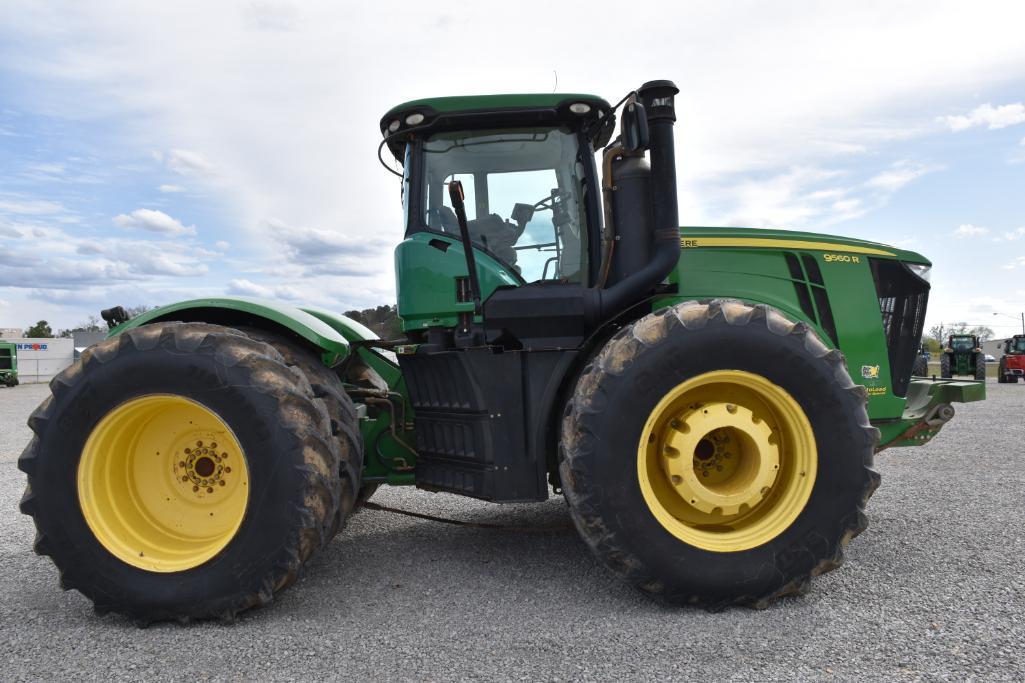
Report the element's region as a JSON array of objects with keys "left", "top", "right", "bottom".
[
  {"left": 267, "top": 218, "right": 387, "bottom": 276},
  {"left": 27, "top": 162, "right": 65, "bottom": 174},
  {"left": 159, "top": 184, "right": 184, "bottom": 193},
  {"left": 163, "top": 149, "right": 215, "bottom": 176},
  {"left": 996, "top": 227, "right": 1025, "bottom": 241},
  {"left": 864, "top": 160, "right": 941, "bottom": 192},
  {"left": 954, "top": 224, "right": 989, "bottom": 238},
  {"left": 0, "top": 197, "right": 68, "bottom": 215},
  {"left": 114, "top": 208, "right": 196, "bottom": 235},
  {"left": 939, "top": 103, "right": 1025, "bottom": 131},
  {"left": 226, "top": 278, "right": 299, "bottom": 300}
]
